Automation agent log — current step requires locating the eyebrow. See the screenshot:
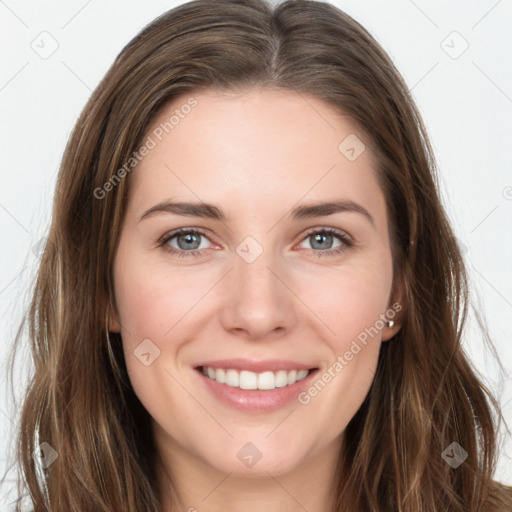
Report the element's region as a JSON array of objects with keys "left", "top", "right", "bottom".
[{"left": 138, "top": 199, "right": 375, "bottom": 227}]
